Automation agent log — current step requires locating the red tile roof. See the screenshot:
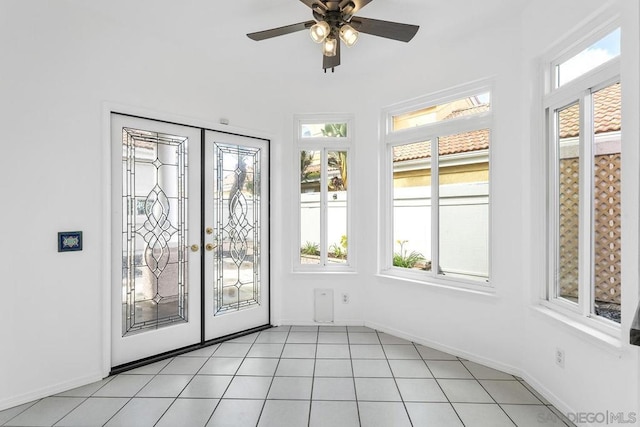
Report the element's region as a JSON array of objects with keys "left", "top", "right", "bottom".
[
  {"left": 394, "top": 83, "right": 620, "bottom": 162},
  {"left": 559, "top": 82, "right": 621, "bottom": 138},
  {"left": 444, "top": 104, "right": 490, "bottom": 119},
  {"left": 393, "top": 141, "right": 431, "bottom": 162},
  {"left": 439, "top": 129, "right": 489, "bottom": 156},
  {"left": 392, "top": 129, "right": 490, "bottom": 162},
  {"left": 393, "top": 102, "right": 490, "bottom": 162}
]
